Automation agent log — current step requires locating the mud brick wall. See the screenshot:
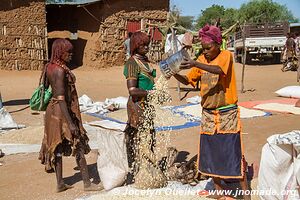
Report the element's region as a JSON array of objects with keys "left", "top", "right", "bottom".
[
  {"left": 96, "top": 9, "right": 167, "bottom": 68},
  {"left": 47, "top": 0, "right": 169, "bottom": 69},
  {"left": 0, "top": 0, "right": 47, "bottom": 70}
]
